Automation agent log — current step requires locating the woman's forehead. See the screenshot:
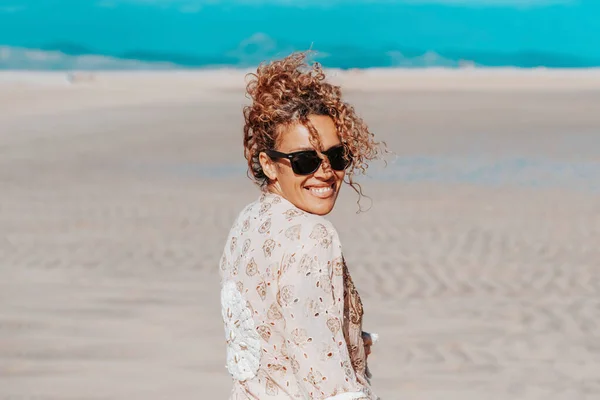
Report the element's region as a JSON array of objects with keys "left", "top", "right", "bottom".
[{"left": 276, "top": 116, "right": 340, "bottom": 152}]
